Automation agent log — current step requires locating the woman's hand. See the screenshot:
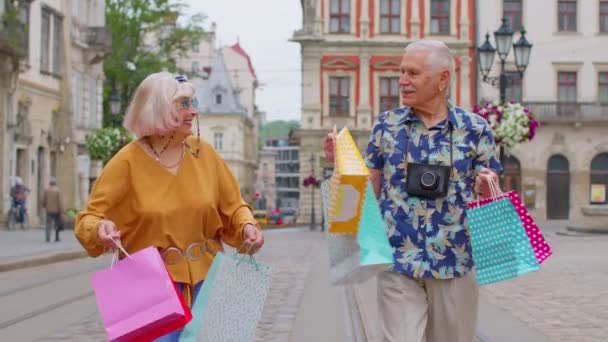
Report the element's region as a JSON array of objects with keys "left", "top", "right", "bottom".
[
  {"left": 96, "top": 219, "right": 121, "bottom": 251},
  {"left": 242, "top": 223, "right": 264, "bottom": 254}
]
